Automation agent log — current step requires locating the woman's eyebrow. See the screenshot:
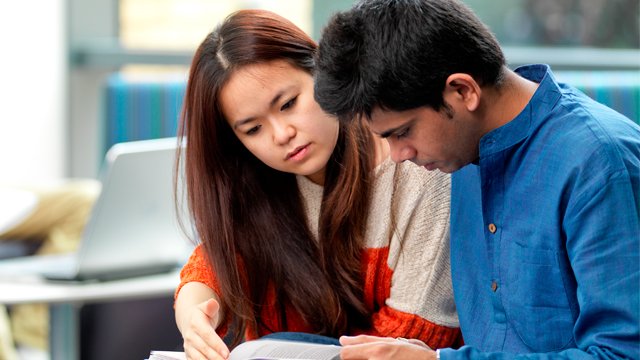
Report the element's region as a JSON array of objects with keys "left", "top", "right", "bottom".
[{"left": 233, "top": 86, "right": 294, "bottom": 129}]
